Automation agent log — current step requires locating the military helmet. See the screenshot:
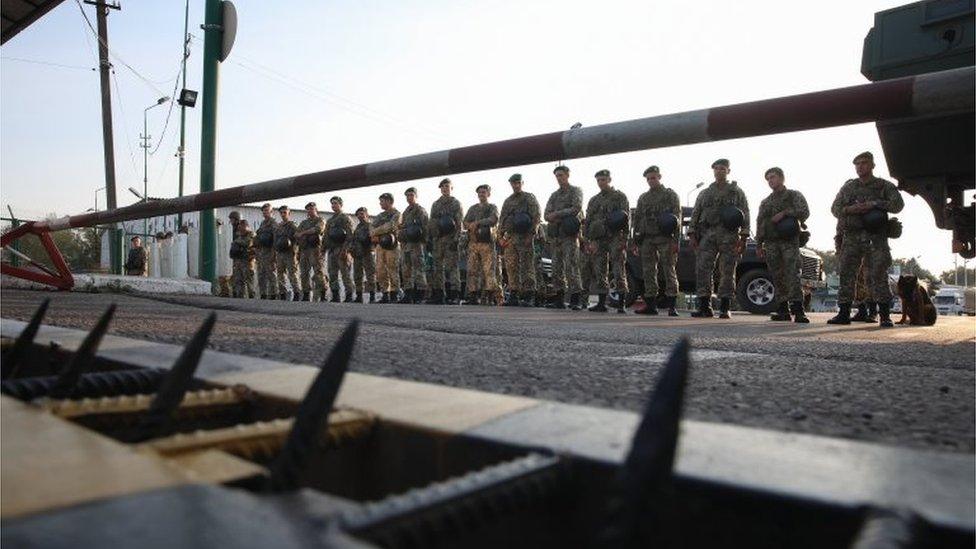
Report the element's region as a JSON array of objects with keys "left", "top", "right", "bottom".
[
  {"left": 437, "top": 215, "right": 456, "bottom": 236},
  {"left": 720, "top": 206, "right": 745, "bottom": 231},
  {"left": 228, "top": 210, "right": 241, "bottom": 220},
  {"left": 774, "top": 216, "right": 800, "bottom": 238},
  {"left": 657, "top": 212, "right": 679, "bottom": 234},
  {"left": 379, "top": 233, "right": 398, "bottom": 250},
  {"left": 475, "top": 225, "right": 493, "bottom": 243},
  {"left": 607, "top": 209, "right": 628, "bottom": 232},
  {"left": 862, "top": 208, "right": 888, "bottom": 233},
  {"left": 328, "top": 226, "right": 348, "bottom": 244},
  {"left": 512, "top": 212, "right": 533, "bottom": 234},
  {"left": 403, "top": 222, "right": 423, "bottom": 242},
  {"left": 560, "top": 215, "right": 581, "bottom": 237}
]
